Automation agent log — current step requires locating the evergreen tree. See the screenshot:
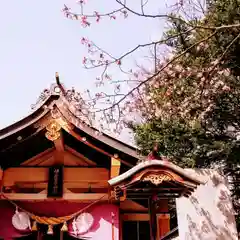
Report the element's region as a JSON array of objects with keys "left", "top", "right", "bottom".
[{"left": 131, "top": 0, "right": 240, "bottom": 230}]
